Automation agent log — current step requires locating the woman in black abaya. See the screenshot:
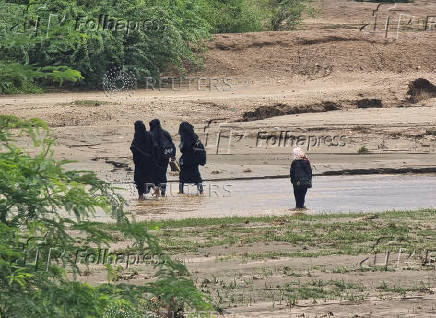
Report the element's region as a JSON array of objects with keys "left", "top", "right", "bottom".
[
  {"left": 178, "top": 122, "right": 203, "bottom": 194},
  {"left": 130, "top": 121, "right": 154, "bottom": 200},
  {"left": 149, "top": 119, "right": 176, "bottom": 196}
]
